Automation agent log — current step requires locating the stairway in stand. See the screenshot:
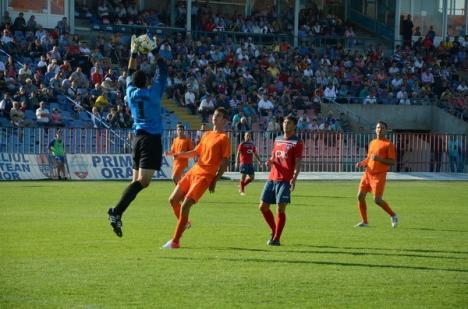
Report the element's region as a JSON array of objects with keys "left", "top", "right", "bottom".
[{"left": 161, "top": 98, "right": 202, "bottom": 130}]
